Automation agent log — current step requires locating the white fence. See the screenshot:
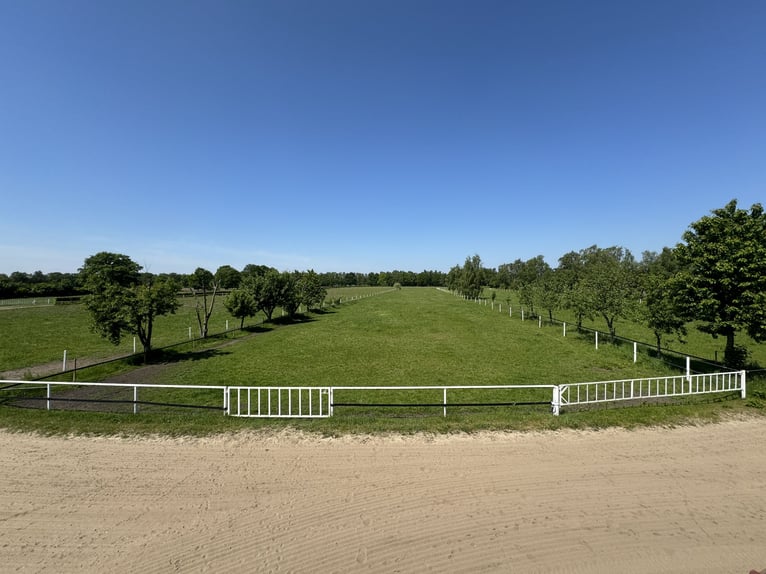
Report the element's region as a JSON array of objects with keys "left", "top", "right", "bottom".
[
  {"left": 0, "top": 371, "right": 747, "bottom": 418},
  {"left": 555, "top": 371, "right": 746, "bottom": 413},
  {"left": 0, "top": 380, "right": 228, "bottom": 414}
]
